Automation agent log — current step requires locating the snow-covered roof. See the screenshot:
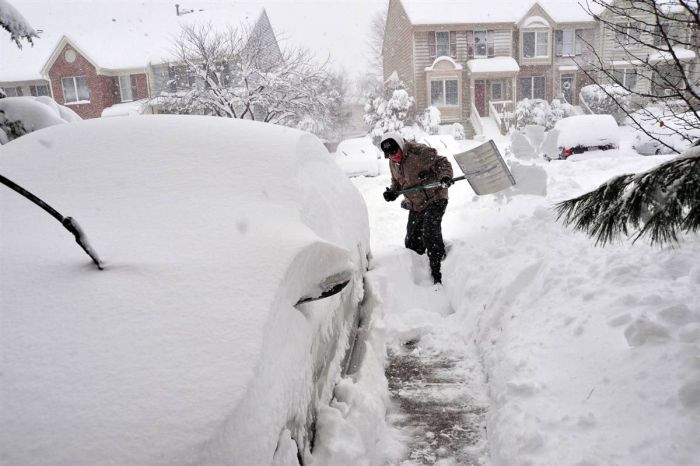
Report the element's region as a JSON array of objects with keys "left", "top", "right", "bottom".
[
  {"left": 0, "top": 1, "right": 265, "bottom": 81},
  {"left": 467, "top": 57, "right": 520, "bottom": 74},
  {"left": 399, "top": 0, "right": 599, "bottom": 25}
]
